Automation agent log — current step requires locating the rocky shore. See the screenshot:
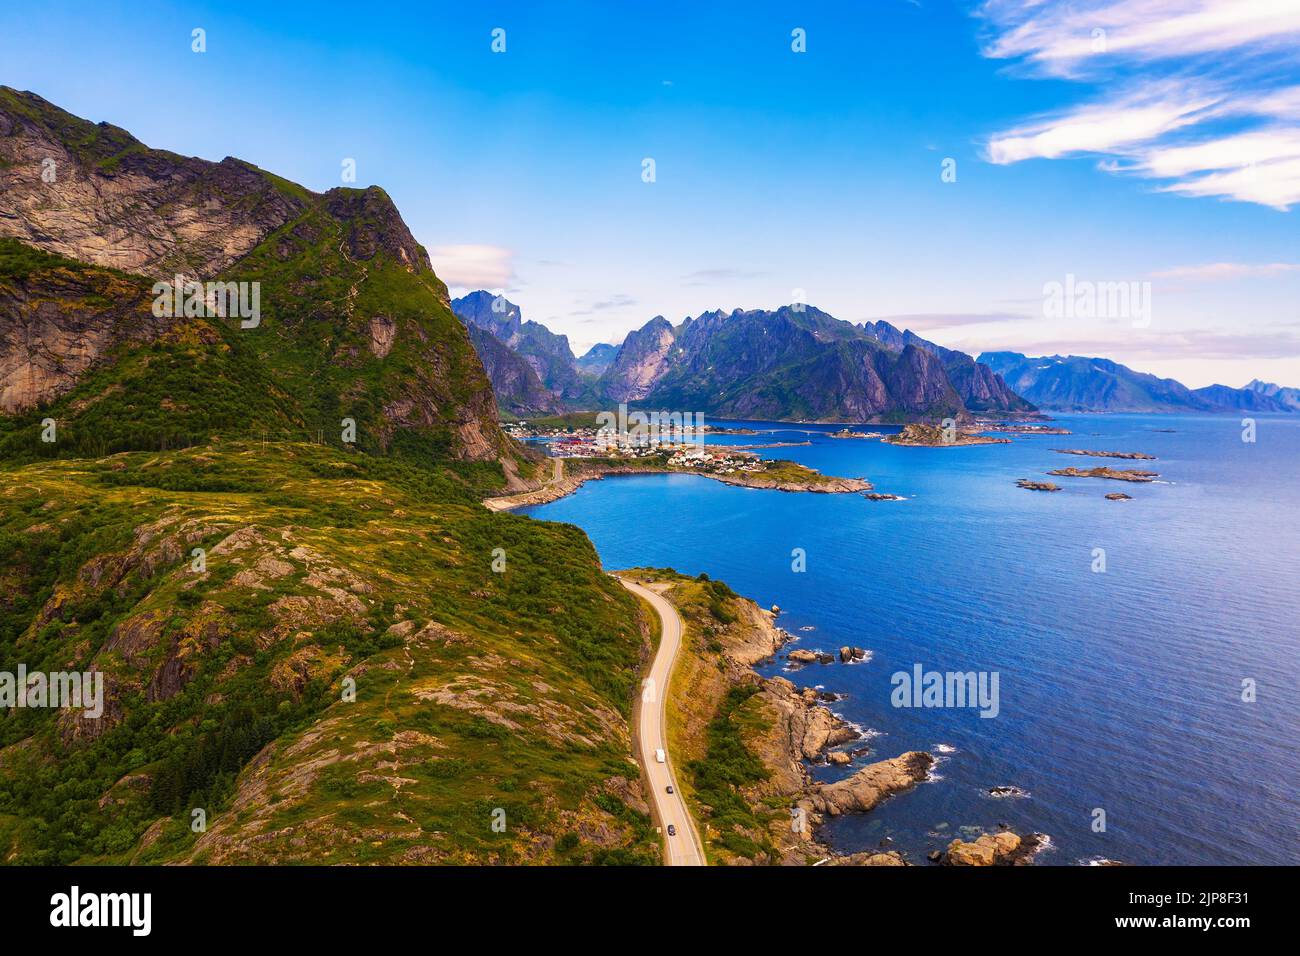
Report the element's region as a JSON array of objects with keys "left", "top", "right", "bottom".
[{"left": 627, "top": 570, "right": 1045, "bottom": 867}]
